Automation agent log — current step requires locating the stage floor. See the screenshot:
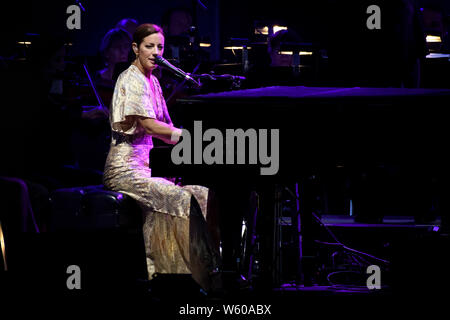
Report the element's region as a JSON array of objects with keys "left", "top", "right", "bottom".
[{"left": 1, "top": 213, "right": 448, "bottom": 315}]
